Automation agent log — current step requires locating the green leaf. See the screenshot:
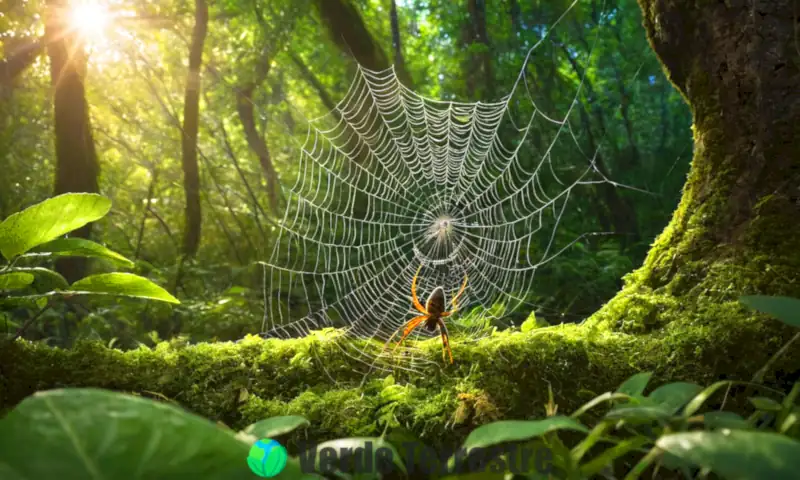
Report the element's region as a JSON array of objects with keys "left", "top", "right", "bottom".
[
  {"left": 749, "top": 397, "right": 783, "bottom": 412},
  {"left": 244, "top": 416, "right": 310, "bottom": 438},
  {"left": 520, "top": 312, "right": 547, "bottom": 332},
  {"left": 701, "top": 411, "right": 751, "bottom": 430},
  {"left": 0, "top": 193, "right": 111, "bottom": 260},
  {"left": 0, "top": 272, "right": 34, "bottom": 290},
  {"left": 740, "top": 295, "right": 800, "bottom": 328},
  {"left": 68, "top": 273, "right": 179, "bottom": 304},
  {"left": 29, "top": 238, "right": 134, "bottom": 267},
  {"left": 657, "top": 430, "right": 800, "bottom": 479},
  {"left": 648, "top": 382, "right": 703, "bottom": 414},
  {"left": 10, "top": 267, "right": 70, "bottom": 291},
  {"left": 683, "top": 380, "right": 735, "bottom": 417},
  {"left": 462, "top": 417, "right": 588, "bottom": 451},
  {"left": 616, "top": 372, "right": 652, "bottom": 397},
  {"left": 0, "top": 388, "right": 303, "bottom": 479},
  {"left": 604, "top": 404, "right": 672, "bottom": 423},
  {"left": 571, "top": 392, "right": 633, "bottom": 418}
]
